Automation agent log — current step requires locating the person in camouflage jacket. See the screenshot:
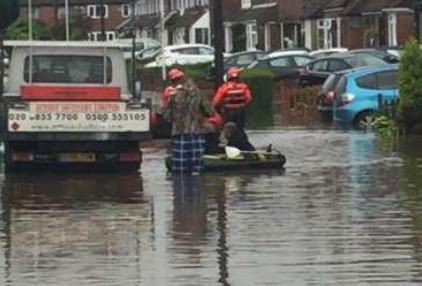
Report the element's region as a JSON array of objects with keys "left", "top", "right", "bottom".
[{"left": 163, "top": 69, "right": 214, "bottom": 174}]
